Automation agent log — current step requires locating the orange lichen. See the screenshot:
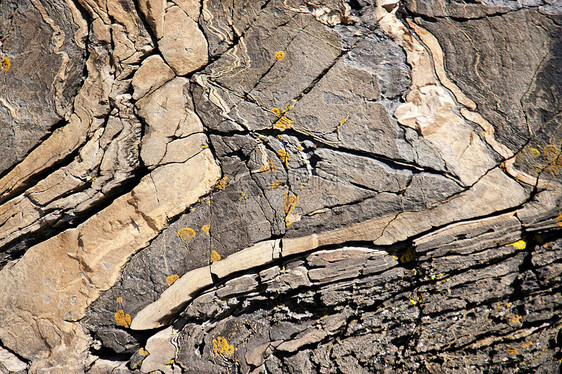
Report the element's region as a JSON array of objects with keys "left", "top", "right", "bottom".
[
  {"left": 507, "top": 347, "right": 518, "bottom": 356},
  {"left": 115, "top": 309, "right": 131, "bottom": 327},
  {"left": 139, "top": 348, "right": 149, "bottom": 356},
  {"left": 277, "top": 149, "right": 289, "bottom": 166},
  {"left": 557, "top": 213, "right": 562, "bottom": 227},
  {"left": 116, "top": 297, "right": 123, "bottom": 304},
  {"left": 216, "top": 176, "right": 230, "bottom": 190},
  {"left": 166, "top": 274, "right": 180, "bottom": 285},
  {"left": 212, "top": 336, "right": 234, "bottom": 356},
  {"left": 274, "top": 51, "right": 285, "bottom": 61},
  {"left": 177, "top": 228, "right": 196, "bottom": 242},
  {"left": 275, "top": 116, "right": 294, "bottom": 130},
  {"left": 201, "top": 224, "right": 211, "bottom": 235},
  {"left": 543, "top": 144, "right": 559, "bottom": 160},
  {"left": 271, "top": 180, "right": 283, "bottom": 190},
  {"left": 283, "top": 189, "right": 298, "bottom": 215},
  {"left": 210, "top": 250, "right": 221, "bottom": 263},
  {"left": 1, "top": 57, "right": 10, "bottom": 71},
  {"left": 271, "top": 107, "right": 281, "bottom": 116},
  {"left": 259, "top": 161, "right": 277, "bottom": 174}
]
